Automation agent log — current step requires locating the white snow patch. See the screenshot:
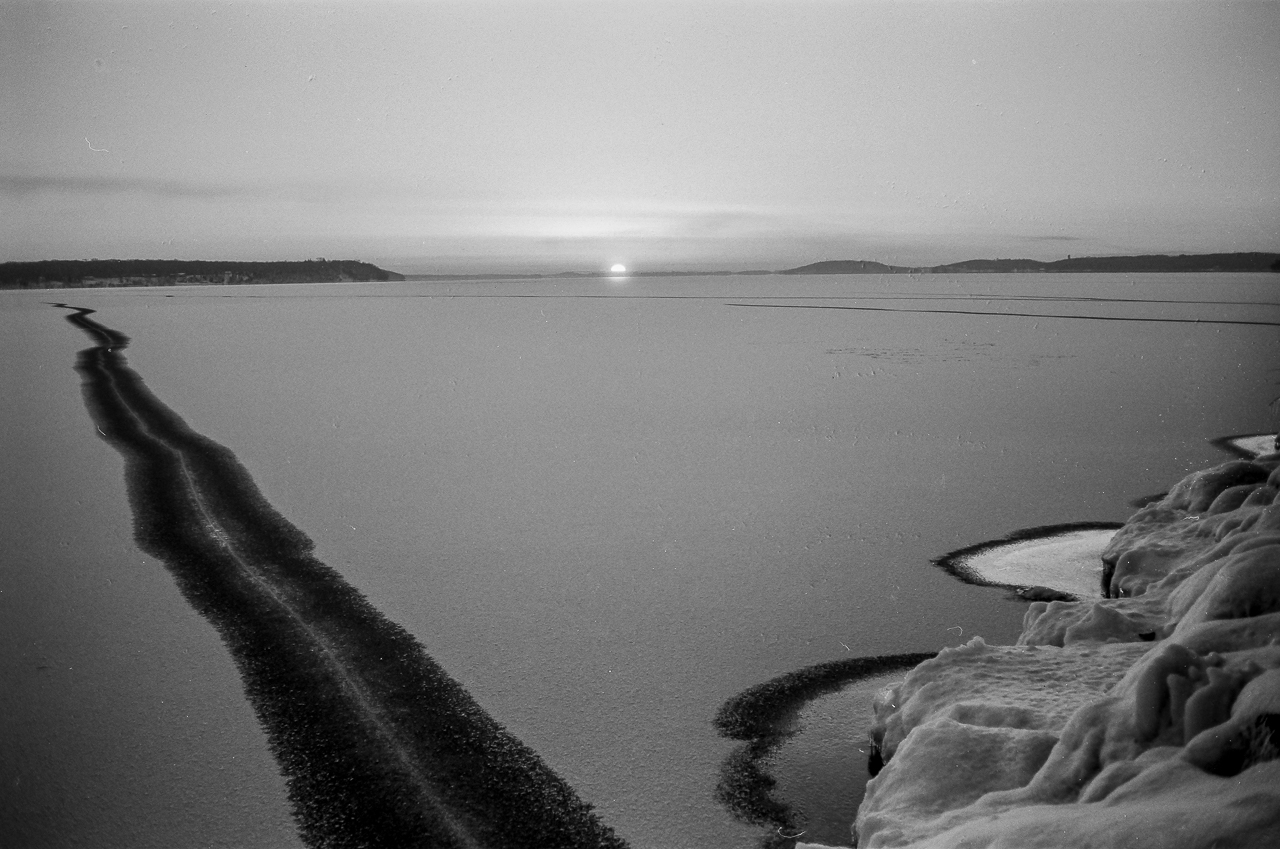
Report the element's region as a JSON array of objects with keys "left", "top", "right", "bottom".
[
  {"left": 954, "top": 529, "right": 1117, "bottom": 599},
  {"left": 1224, "top": 433, "right": 1278, "bottom": 459}
]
